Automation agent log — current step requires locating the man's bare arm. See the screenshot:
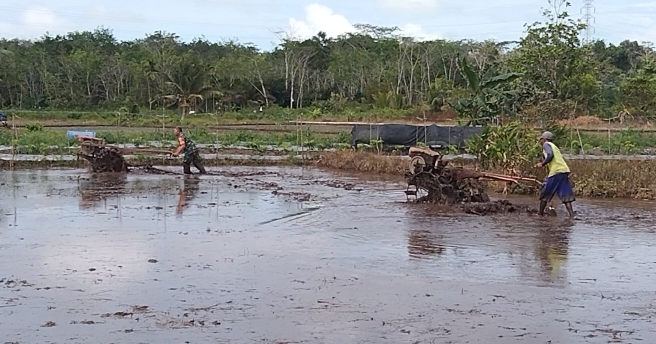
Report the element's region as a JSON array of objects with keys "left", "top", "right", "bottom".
[{"left": 172, "top": 143, "right": 185, "bottom": 156}]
